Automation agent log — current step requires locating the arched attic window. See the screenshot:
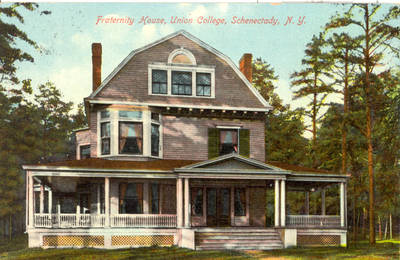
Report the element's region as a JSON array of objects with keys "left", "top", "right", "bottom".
[{"left": 168, "top": 48, "right": 196, "bottom": 65}]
